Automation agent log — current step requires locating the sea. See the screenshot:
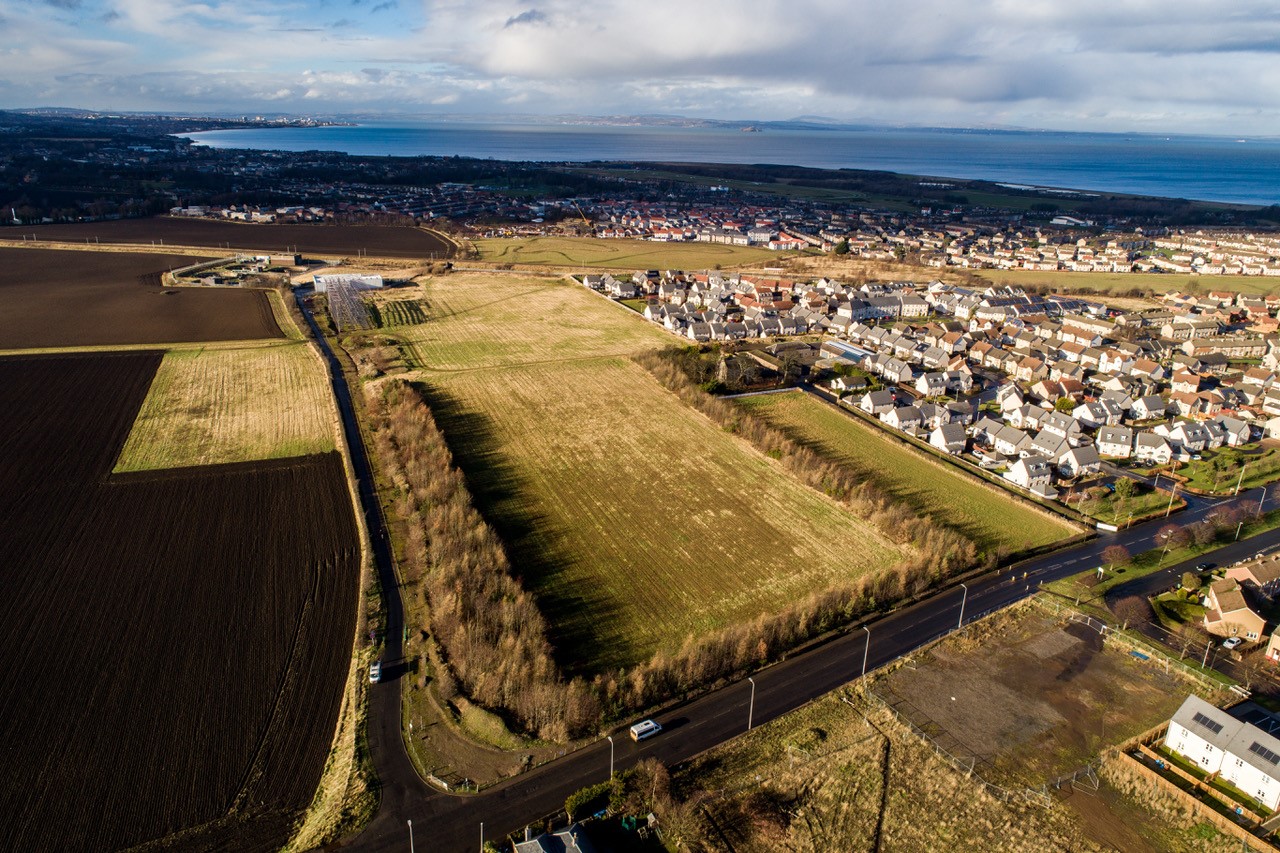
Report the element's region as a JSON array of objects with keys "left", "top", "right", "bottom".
[{"left": 184, "top": 121, "right": 1280, "bottom": 206}]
